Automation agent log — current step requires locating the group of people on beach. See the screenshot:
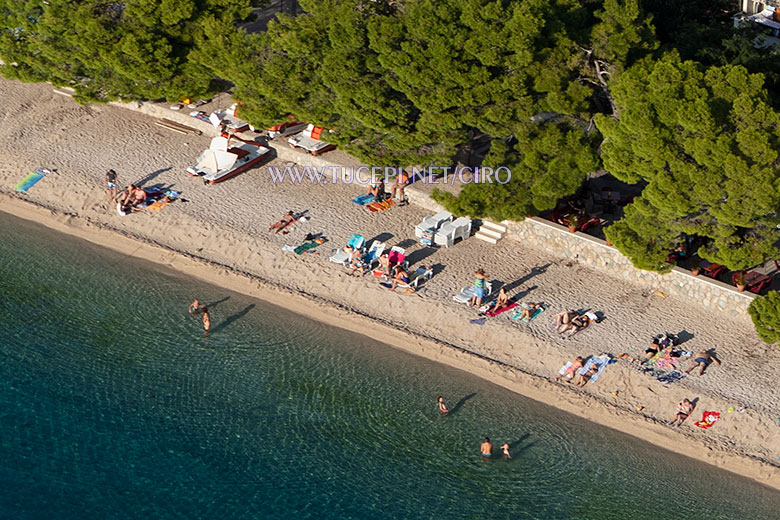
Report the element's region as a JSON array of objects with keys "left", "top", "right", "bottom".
[
  {"left": 106, "top": 168, "right": 149, "bottom": 214},
  {"left": 437, "top": 396, "right": 511, "bottom": 460}
]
